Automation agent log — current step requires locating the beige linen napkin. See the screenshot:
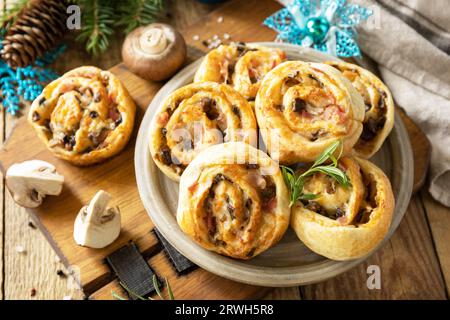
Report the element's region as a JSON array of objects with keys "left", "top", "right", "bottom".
[
  {"left": 278, "top": 0, "right": 450, "bottom": 206},
  {"left": 354, "top": 0, "right": 450, "bottom": 206}
]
